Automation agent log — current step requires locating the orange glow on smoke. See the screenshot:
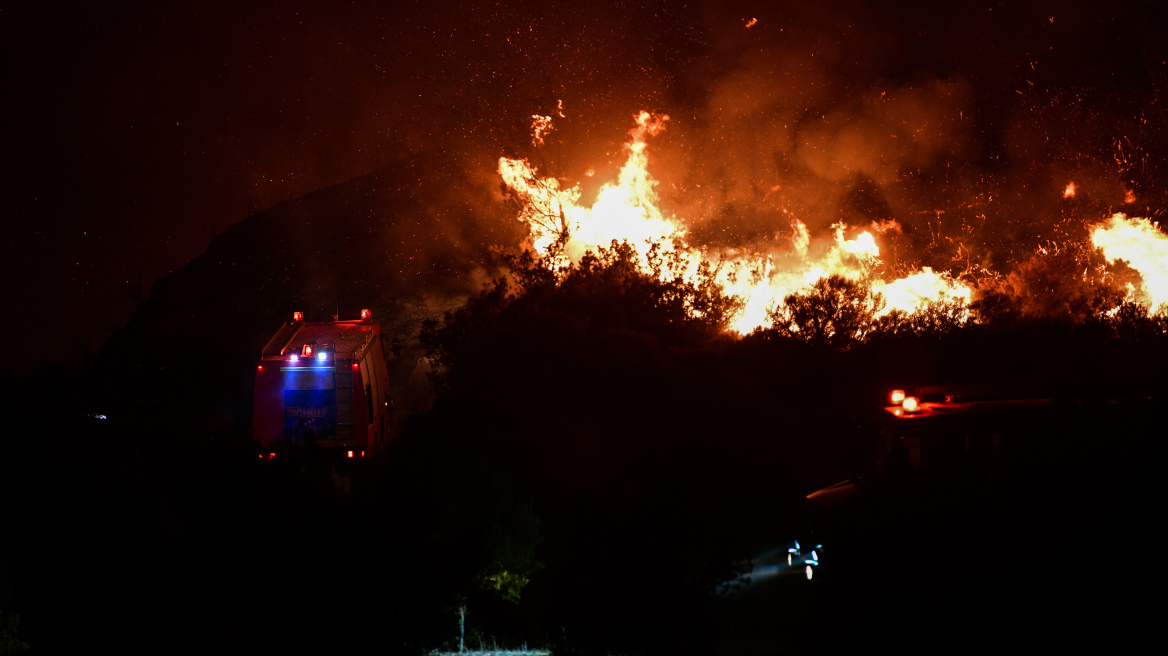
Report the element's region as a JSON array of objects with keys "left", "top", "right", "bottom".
[
  {"left": 498, "top": 111, "right": 973, "bottom": 334},
  {"left": 1063, "top": 182, "right": 1077, "bottom": 198}
]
